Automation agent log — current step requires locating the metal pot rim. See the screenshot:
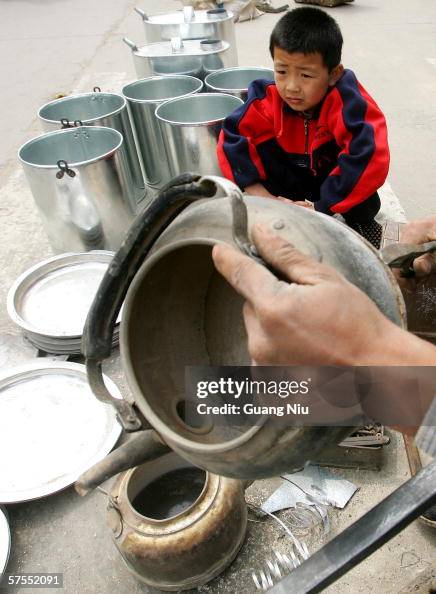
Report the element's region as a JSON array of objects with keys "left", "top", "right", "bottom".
[
  {"left": 204, "top": 66, "right": 274, "bottom": 93},
  {"left": 143, "top": 8, "right": 234, "bottom": 24},
  {"left": 132, "top": 39, "right": 230, "bottom": 58},
  {"left": 18, "top": 126, "right": 123, "bottom": 169},
  {"left": 37, "top": 92, "right": 126, "bottom": 126},
  {"left": 121, "top": 461, "right": 216, "bottom": 529},
  {"left": 155, "top": 93, "right": 243, "bottom": 127},
  {"left": 122, "top": 75, "right": 203, "bottom": 104},
  {"left": 121, "top": 235, "right": 267, "bottom": 454}
]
